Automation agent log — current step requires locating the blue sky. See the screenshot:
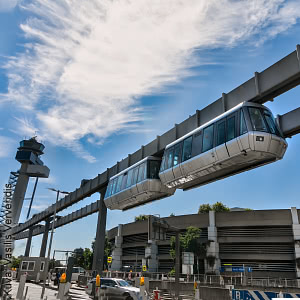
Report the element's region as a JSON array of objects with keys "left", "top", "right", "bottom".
[{"left": 0, "top": 0, "right": 300, "bottom": 258}]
